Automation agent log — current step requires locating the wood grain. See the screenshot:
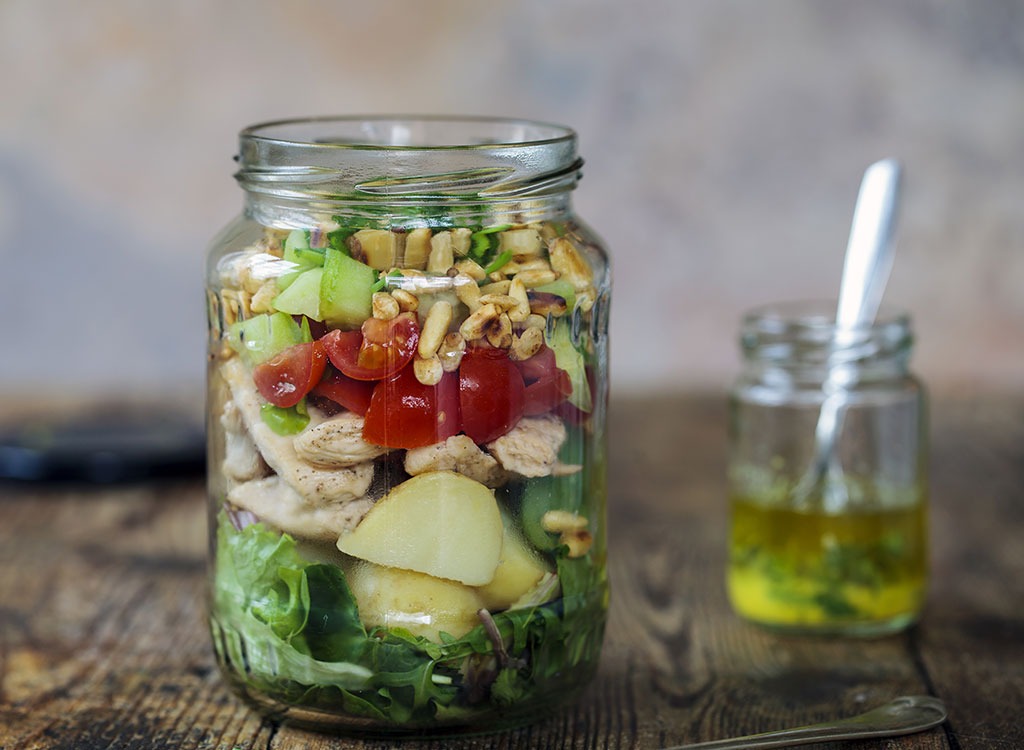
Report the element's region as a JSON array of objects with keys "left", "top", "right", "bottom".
[{"left": 1, "top": 393, "right": 1021, "bottom": 749}]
